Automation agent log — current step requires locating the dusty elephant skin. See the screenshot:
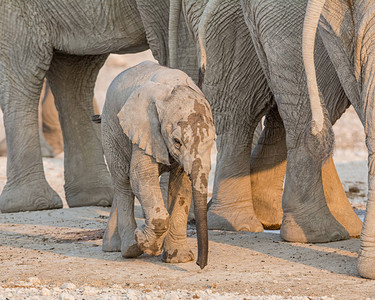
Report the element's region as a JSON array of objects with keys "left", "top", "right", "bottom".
[
  {"left": 303, "top": 0, "right": 375, "bottom": 280},
  {"left": 100, "top": 62, "right": 215, "bottom": 268},
  {"left": 174, "top": 0, "right": 362, "bottom": 240}
]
